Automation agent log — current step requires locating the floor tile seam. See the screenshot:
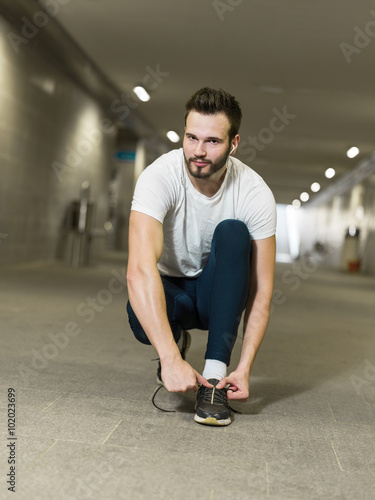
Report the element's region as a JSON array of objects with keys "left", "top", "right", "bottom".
[
  {"left": 360, "top": 394, "right": 374, "bottom": 411},
  {"left": 330, "top": 441, "right": 345, "bottom": 472},
  {"left": 16, "top": 438, "right": 247, "bottom": 458},
  {"left": 26, "top": 439, "right": 58, "bottom": 471},
  {"left": 101, "top": 419, "right": 123, "bottom": 445},
  {"left": 265, "top": 460, "right": 270, "bottom": 496},
  {"left": 7, "top": 388, "right": 152, "bottom": 406},
  {"left": 16, "top": 435, "right": 134, "bottom": 447}
]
